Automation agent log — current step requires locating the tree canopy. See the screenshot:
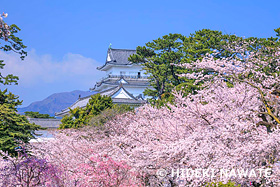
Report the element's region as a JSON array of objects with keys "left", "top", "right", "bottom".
[
  {"left": 60, "top": 93, "right": 133, "bottom": 129},
  {"left": 0, "top": 90, "right": 41, "bottom": 155},
  {"left": 129, "top": 33, "right": 185, "bottom": 105},
  {"left": 0, "top": 13, "right": 27, "bottom": 85},
  {"left": 59, "top": 94, "right": 114, "bottom": 129},
  {"left": 129, "top": 28, "right": 280, "bottom": 106}
]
